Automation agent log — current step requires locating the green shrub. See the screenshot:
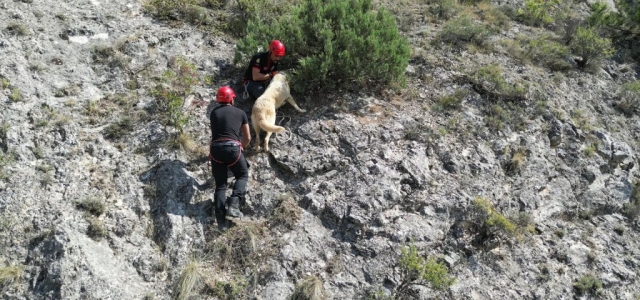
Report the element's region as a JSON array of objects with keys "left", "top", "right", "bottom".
[
  {"left": 473, "top": 197, "right": 517, "bottom": 236},
  {"left": 617, "top": 80, "right": 640, "bottom": 116},
  {"left": 9, "top": 89, "right": 23, "bottom": 102},
  {"left": 434, "top": 89, "right": 468, "bottom": 111},
  {"left": 436, "top": 15, "right": 491, "bottom": 48},
  {"left": 234, "top": 0, "right": 410, "bottom": 95},
  {"left": 76, "top": 198, "right": 106, "bottom": 217},
  {"left": 396, "top": 244, "right": 455, "bottom": 295},
  {"left": 428, "top": 0, "right": 458, "bottom": 20},
  {"left": 517, "top": 0, "right": 561, "bottom": 27},
  {"left": 569, "top": 26, "right": 615, "bottom": 71},
  {"left": 526, "top": 34, "right": 572, "bottom": 71},
  {"left": 469, "top": 65, "right": 528, "bottom": 101},
  {"left": 222, "top": 0, "right": 297, "bottom": 37},
  {"left": 573, "top": 274, "right": 603, "bottom": 295}
]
